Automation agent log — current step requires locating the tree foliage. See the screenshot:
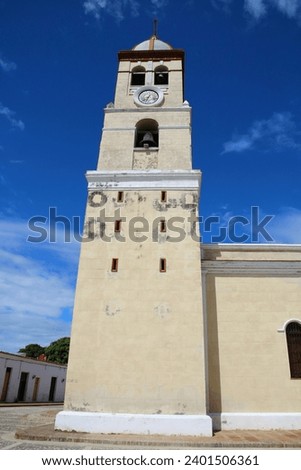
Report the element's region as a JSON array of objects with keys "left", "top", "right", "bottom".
[
  {"left": 18, "top": 343, "right": 45, "bottom": 359},
  {"left": 44, "top": 337, "right": 70, "bottom": 364},
  {"left": 18, "top": 337, "right": 70, "bottom": 364}
]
